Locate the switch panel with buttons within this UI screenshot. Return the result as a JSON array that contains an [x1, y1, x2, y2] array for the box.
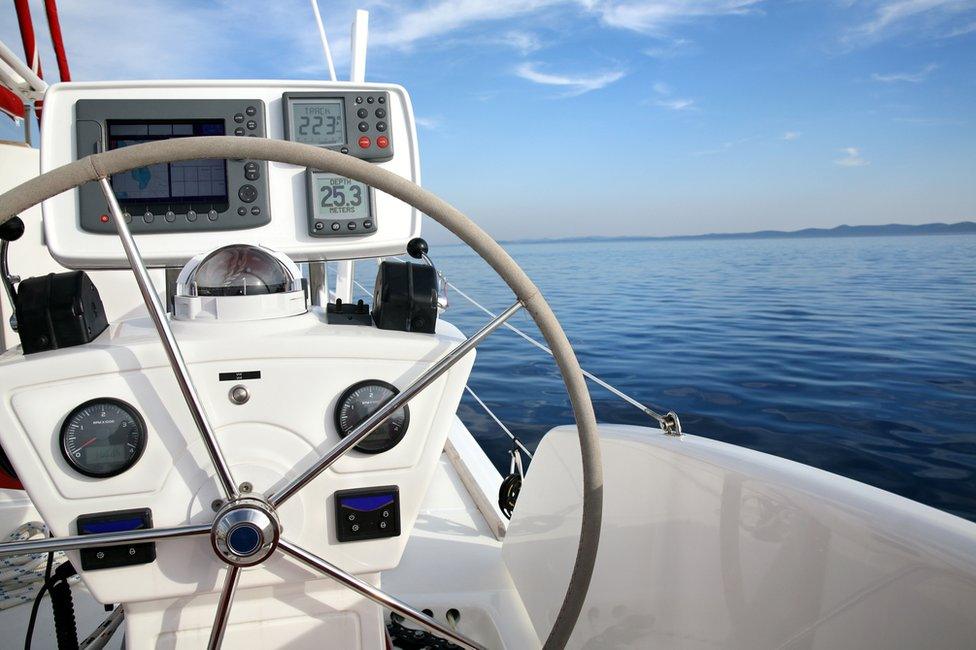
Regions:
[[305, 169, 377, 237], [334, 486, 400, 542], [282, 91, 393, 162], [76, 508, 156, 571]]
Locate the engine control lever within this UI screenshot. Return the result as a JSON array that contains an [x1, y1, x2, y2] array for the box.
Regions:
[[405, 237, 449, 311], [0, 216, 25, 331]]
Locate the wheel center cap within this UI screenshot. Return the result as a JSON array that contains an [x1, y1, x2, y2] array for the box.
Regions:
[[211, 498, 279, 567]]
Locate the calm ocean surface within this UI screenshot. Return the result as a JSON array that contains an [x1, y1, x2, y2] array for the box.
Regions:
[[358, 234, 976, 521]]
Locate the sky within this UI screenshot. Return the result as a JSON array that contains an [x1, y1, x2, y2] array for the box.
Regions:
[[1, 0, 975, 240]]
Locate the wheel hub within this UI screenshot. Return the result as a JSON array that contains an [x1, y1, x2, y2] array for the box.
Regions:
[[211, 497, 279, 567]]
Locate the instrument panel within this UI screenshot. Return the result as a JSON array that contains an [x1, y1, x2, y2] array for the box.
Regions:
[[0, 312, 475, 604], [75, 99, 271, 234], [39, 81, 422, 268]]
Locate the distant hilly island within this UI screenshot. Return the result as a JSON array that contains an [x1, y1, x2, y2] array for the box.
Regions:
[[501, 221, 976, 245]]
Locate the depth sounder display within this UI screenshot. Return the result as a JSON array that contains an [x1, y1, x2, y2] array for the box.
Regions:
[[288, 99, 345, 146]]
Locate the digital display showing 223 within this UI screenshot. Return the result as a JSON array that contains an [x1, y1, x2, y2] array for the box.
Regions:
[[290, 99, 345, 147]]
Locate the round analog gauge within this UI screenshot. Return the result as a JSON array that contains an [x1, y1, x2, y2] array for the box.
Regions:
[[60, 399, 147, 478], [334, 380, 410, 454]]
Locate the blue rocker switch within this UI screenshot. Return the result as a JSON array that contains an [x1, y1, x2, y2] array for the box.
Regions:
[[334, 486, 400, 542]]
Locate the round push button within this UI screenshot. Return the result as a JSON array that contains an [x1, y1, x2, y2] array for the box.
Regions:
[[363, 220, 373, 229], [366, 96, 374, 104], [347, 222, 357, 231], [237, 207, 247, 216], [245, 105, 257, 116], [165, 211, 176, 223], [355, 96, 363, 104], [208, 209, 219, 221], [376, 121, 387, 132], [187, 210, 198, 222], [377, 135, 389, 149], [358, 136, 371, 148], [375, 108, 386, 119], [234, 113, 244, 123], [378, 95, 386, 104], [234, 127, 245, 136], [358, 121, 369, 132], [227, 524, 262, 556], [331, 222, 340, 231], [246, 120, 257, 130], [143, 212, 155, 223], [250, 207, 261, 216], [357, 108, 368, 119]]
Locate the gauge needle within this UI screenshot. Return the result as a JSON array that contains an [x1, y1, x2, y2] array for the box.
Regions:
[[76, 437, 98, 451]]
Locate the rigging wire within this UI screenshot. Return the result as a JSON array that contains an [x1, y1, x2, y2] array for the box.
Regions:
[[390, 258, 681, 433], [350, 277, 534, 456]]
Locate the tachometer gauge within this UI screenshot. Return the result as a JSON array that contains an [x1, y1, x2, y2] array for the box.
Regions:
[[334, 380, 410, 454], [60, 399, 147, 478]]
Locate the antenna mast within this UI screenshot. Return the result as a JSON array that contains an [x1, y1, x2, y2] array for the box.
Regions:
[[310, 0, 337, 81]]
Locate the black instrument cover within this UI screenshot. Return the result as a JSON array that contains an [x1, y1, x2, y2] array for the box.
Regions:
[[372, 261, 438, 334], [16, 271, 108, 354]]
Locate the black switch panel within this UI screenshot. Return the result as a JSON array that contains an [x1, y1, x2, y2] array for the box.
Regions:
[[335, 486, 400, 542], [76, 508, 156, 571]]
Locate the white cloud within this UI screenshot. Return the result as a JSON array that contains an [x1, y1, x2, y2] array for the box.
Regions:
[[497, 30, 544, 54], [514, 62, 625, 96], [845, 0, 976, 44], [0, 0, 348, 81], [643, 37, 695, 58], [651, 81, 696, 110], [782, 131, 801, 141], [944, 19, 976, 36], [598, 0, 764, 35], [656, 98, 696, 110], [835, 147, 869, 167], [371, 0, 766, 49], [415, 116, 443, 130], [871, 63, 938, 82], [371, 0, 565, 49]]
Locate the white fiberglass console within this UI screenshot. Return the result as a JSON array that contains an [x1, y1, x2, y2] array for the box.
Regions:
[[39, 80, 422, 268]]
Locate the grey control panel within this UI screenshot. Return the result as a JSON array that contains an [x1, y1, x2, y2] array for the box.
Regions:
[[305, 169, 376, 237], [75, 99, 271, 234], [282, 91, 393, 162]]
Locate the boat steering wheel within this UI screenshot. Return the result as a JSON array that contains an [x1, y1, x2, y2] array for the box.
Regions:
[[0, 137, 603, 650]]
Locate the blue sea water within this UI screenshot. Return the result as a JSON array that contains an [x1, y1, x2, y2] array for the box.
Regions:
[[360, 234, 976, 522]]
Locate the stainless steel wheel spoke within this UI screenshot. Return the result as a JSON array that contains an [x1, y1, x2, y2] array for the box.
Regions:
[[99, 178, 238, 499], [270, 301, 522, 508], [0, 523, 210, 558], [278, 540, 485, 650], [207, 565, 241, 650]]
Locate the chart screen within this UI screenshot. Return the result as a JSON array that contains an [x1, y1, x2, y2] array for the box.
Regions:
[[107, 120, 227, 203]]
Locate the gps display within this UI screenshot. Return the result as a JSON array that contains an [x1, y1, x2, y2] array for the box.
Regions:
[[107, 120, 227, 203]]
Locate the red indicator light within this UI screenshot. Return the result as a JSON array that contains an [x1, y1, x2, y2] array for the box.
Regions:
[[377, 136, 389, 149], [99, 214, 110, 223], [358, 136, 371, 148]]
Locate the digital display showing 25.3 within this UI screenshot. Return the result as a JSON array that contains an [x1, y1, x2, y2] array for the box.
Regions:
[[290, 99, 345, 147], [313, 173, 371, 220]]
